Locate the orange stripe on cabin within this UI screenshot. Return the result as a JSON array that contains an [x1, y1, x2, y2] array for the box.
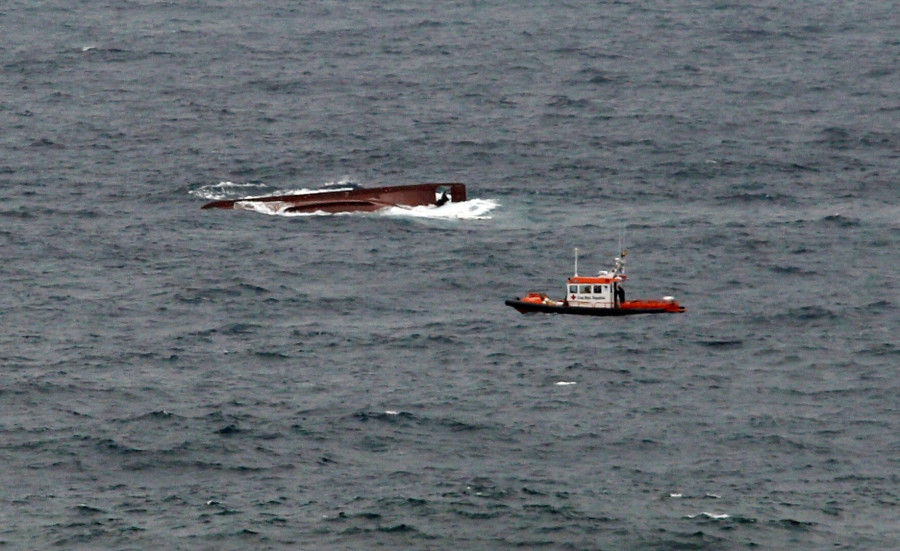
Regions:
[[568, 276, 625, 284]]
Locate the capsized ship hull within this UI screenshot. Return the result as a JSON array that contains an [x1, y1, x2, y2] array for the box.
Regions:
[[201, 183, 466, 214]]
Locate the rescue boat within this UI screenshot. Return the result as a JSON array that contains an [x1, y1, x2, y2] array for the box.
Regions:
[[505, 248, 685, 316]]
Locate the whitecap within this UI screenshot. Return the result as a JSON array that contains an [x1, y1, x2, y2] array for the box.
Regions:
[[190, 181, 273, 201], [687, 512, 730, 520]]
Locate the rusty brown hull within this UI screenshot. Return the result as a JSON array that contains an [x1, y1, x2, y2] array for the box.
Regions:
[[201, 183, 466, 213]]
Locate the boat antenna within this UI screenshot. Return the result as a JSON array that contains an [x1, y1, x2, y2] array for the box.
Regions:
[[614, 248, 626, 276], [573, 247, 579, 276], [615, 226, 627, 276]]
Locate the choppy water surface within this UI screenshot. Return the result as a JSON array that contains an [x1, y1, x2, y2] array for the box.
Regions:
[[2, 1, 899, 549]]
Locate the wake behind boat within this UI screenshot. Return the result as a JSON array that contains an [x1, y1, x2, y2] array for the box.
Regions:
[[505, 248, 685, 316], [201, 182, 466, 214]]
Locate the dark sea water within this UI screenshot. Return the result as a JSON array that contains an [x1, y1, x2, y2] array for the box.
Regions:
[[2, 1, 899, 549]]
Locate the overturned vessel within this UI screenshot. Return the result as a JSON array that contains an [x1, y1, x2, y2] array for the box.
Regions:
[[201, 182, 466, 214], [505, 248, 685, 316]]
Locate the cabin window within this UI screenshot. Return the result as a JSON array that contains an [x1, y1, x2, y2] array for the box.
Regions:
[[593, 285, 604, 294], [568, 285, 577, 294], [580, 285, 592, 294]]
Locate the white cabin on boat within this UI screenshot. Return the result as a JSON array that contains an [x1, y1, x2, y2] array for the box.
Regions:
[[565, 249, 627, 308], [566, 275, 625, 308]]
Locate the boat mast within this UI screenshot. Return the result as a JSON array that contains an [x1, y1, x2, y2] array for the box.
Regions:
[[573, 247, 579, 276], [613, 249, 626, 277], [617, 227, 627, 275]]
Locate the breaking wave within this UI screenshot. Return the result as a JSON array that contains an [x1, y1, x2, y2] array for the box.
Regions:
[[379, 198, 497, 220]]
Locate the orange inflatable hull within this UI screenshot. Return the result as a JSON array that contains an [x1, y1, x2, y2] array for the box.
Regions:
[[505, 298, 685, 315]]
